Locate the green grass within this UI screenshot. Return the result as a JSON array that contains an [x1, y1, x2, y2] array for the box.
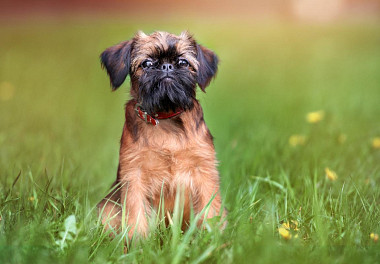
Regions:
[[1, 17, 380, 263]]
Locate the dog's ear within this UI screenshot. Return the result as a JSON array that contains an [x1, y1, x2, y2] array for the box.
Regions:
[[100, 40, 132, 90], [196, 44, 219, 91]]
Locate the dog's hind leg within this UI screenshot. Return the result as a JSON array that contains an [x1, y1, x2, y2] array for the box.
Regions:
[[97, 180, 122, 233]]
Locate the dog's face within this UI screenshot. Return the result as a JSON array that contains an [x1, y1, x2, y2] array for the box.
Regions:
[[101, 31, 218, 114]]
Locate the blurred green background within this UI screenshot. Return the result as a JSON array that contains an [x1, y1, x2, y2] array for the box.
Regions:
[[0, 1, 380, 263]]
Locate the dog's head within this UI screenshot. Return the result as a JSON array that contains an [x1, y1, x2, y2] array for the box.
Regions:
[[100, 31, 218, 114]]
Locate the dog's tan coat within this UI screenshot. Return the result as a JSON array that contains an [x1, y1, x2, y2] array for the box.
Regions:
[[99, 100, 224, 238], [98, 31, 226, 240]]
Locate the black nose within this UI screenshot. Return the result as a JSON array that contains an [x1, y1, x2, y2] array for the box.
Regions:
[[161, 63, 174, 72]]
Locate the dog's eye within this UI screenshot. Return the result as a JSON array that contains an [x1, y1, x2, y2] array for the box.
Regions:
[[178, 59, 189, 67], [142, 60, 154, 69]]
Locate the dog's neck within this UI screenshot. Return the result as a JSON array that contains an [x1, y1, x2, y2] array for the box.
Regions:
[[133, 101, 184, 126]]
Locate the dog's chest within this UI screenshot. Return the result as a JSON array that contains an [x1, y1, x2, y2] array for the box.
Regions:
[[123, 122, 215, 187], [139, 132, 204, 177]]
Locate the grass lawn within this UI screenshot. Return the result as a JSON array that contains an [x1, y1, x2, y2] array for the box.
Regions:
[[0, 17, 380, 263]]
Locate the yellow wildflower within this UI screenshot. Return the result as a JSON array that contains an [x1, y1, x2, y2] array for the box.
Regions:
[[325, 168, 338, 181], [279, 227, 292, 240], [282, 221, 290, 229], [289, 135, 306, 147], [279, 221, 299, 240], [28, 196, 35, 202], [370, 233, 379, 242], [291, 220, 299, 231], [306, 110, 324, 124], [372, 138, 380, 149]]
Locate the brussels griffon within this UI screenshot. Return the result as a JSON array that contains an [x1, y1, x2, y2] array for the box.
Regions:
[[98, 31, 226, 240]]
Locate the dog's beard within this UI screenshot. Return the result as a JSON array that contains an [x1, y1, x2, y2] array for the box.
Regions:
[[138, 69, 196, 115]]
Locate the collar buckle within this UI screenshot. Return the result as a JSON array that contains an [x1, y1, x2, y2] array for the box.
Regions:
[[134, 102, 184, 126], [135, 103, 159, 126]]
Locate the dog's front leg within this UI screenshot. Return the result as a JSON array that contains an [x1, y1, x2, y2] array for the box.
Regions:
[[120, 171, 151, 240]]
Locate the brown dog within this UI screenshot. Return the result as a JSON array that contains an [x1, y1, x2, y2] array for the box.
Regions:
[[98, 31, 226, 240]]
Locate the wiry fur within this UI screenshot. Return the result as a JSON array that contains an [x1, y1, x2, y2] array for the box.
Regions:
[[98, 31, 225, 240], [138, 64, 196, 114]]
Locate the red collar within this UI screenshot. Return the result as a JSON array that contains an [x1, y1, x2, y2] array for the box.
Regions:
[[134, 103, 183, 126]]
